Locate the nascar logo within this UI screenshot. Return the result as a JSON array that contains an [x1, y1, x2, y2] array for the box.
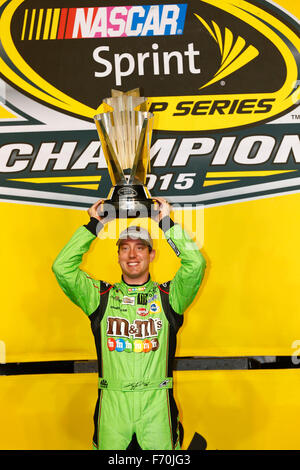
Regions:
[[21, 4, 187, 40]]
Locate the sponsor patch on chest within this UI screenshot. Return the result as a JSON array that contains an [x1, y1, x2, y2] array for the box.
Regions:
[[122, 296, 135, 305], [136, 307, 149, 317], [107, 316, 162, 339]]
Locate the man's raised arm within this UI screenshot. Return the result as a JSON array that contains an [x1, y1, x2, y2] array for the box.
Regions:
[[52, 200, 106, 316], [155, 198, 206, 315]]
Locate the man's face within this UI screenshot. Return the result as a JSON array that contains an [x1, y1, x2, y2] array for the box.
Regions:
[[118, 238, 155, 282]]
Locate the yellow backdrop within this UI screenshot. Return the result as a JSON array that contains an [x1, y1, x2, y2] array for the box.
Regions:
[[1, 191, 300, 362], [0, 0, 299, 452], [0, 0, 298, 361], [0, 369, 299, 450]]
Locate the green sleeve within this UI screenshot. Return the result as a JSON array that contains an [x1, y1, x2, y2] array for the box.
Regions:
[[52, 226, 100, 316], [165, 223, 206, 315]]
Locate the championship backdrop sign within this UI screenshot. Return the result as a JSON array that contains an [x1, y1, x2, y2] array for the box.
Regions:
[[0, 1, 300, 451], [0, 0, 299, 209]]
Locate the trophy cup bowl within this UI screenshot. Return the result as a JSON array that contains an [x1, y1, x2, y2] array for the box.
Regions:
[[94, 89, 159, 219]]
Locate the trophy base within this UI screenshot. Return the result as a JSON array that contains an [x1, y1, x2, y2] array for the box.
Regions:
[[99, 184, 159, 219]]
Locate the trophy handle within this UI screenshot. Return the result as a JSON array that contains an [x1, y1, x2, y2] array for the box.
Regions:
[[95, 118, 126, 185], [128, 112, 153, 185]]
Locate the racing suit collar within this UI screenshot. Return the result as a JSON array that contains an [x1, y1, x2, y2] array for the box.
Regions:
[[121, 274, 150, 286], [115, 275, 155, 294]]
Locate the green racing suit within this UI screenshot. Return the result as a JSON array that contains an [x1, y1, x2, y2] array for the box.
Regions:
[[52, 216, 206, 450]]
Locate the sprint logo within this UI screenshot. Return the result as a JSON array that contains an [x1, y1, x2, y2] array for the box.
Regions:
[[195, 14, 259, 90]]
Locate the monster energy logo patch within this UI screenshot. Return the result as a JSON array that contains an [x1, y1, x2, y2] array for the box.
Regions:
[[137, 293, 148, 305]]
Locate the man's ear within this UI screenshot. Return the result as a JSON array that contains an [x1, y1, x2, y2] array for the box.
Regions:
[[150, 249, 156, 262]]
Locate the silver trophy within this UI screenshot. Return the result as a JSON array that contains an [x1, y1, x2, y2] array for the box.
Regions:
[[94, 89, 159, 219]]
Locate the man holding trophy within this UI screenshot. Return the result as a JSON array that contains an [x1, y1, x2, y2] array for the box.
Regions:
[[52, 91, 206, 450]]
